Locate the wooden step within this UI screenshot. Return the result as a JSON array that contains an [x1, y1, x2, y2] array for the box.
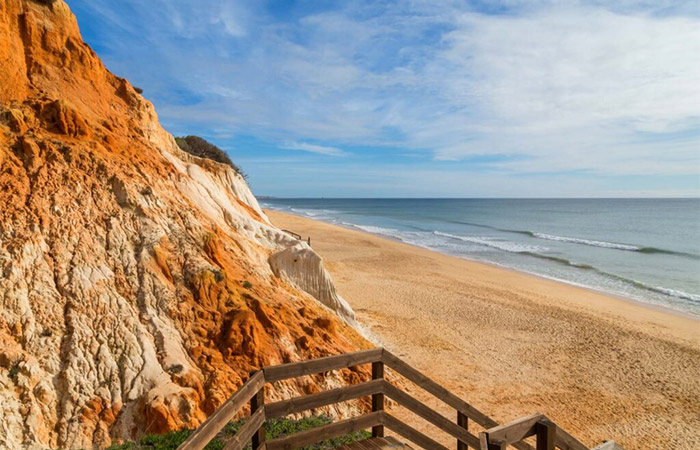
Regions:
[[337, 436, 414, 449]]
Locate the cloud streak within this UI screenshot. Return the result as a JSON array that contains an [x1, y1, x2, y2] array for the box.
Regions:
[[282, 142, 348, 157], [68, 0, 700, 196]]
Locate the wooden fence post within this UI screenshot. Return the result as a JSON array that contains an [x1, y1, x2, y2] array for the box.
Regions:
[[371, 361, 384, 437], [535, 419, 555, 450], [457, 411, 469, 450], [250, 372, 265, 449], [479, 432, 506, 450]]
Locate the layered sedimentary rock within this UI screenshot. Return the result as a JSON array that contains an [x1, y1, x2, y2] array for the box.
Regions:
[[269, 243, 355, 324], [0, 1, 368, 448]]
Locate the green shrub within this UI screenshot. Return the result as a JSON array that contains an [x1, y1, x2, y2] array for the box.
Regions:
[[225, 415, 370, 449], [175, 135, 245, 178], [101, 415, 369, 450], [242, 280, 253, 289], [104, 429, 223, 450]]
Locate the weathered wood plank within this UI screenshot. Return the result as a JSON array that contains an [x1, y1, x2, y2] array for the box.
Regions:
[[382, 381, 480, 449], [535, 419, 555, 450], [182, 348, 600, 450], [249, 385, 265, 449], [383, 351, 500, 427], [382, 350, 533, 450], [264, 348, 383, 382], [382, 413, 450, 450], [371, 361, 385, 438], [221, 407, 266, 450], [485, 413, 544, 445], [482, 412, 589, 450], [555, 427, 590, 450], [458, 411, 469, 450], [178, 371, 265, 450], [265, 379, 383, 418], [337, 436, 413, 449], [266, 411, 383, 450], [480, 432, 506, 450], [483, 414, 575, 450]]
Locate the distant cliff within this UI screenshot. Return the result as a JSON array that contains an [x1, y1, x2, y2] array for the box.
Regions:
[[0, 1, 367, 448]]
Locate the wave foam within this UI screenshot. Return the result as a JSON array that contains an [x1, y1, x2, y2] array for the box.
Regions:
[[434, 231, 547, 253], [531, 232, 640, 251], [290, 207, 338, 217], [352, 224, 407, 241], [647, 286, 700, 303]]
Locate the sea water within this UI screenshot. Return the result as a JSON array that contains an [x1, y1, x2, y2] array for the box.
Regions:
[[261, 198, 700, 316]]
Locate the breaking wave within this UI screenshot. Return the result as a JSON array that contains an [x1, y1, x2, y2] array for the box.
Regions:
[[350, 224, 407, 241], [446, 220, 694, 258], [434, 231, 699, 303], [433, 231, 546, 254], [266, 206, 700, 307], [530, 232, 640, 251]]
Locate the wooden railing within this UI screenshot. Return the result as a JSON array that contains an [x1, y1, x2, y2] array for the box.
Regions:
[[281, 229, 311, 245], [281, 229, 302, 240], [479, 414, 622, 450], [177, 348, 619, 450]]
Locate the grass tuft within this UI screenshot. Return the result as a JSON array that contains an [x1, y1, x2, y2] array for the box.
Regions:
[[102, 415, 370, 450]]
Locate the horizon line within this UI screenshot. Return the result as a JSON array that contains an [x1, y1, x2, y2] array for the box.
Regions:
[[256, 196, 700, 200]]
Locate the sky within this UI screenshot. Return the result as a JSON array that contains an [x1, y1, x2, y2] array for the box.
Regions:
[[68, 0, 700, 198]]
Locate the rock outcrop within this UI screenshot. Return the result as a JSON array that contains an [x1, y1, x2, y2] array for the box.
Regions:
[[0, 1, 368, 448], [269, 243, 355, 324]]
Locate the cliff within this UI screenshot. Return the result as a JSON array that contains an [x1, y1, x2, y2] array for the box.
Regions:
[[0, 1, 368, 448]]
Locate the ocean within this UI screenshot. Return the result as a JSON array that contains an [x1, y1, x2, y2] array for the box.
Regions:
[[260, 198, 700, 316]]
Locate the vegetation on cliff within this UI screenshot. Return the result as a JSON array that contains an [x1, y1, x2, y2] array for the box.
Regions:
[[175, 135, 245, 177], [105, 416, 370, 450]]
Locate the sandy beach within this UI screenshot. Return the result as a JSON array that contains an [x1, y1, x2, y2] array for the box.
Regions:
[[267, 210, 700, 450]]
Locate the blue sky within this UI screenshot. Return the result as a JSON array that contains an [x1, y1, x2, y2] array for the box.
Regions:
[[68, 0, 700, 198]]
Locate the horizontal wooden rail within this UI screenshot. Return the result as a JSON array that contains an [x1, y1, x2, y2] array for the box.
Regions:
[[221, 407, 265, 450], [481, 413, 545, 446], [555, 427, 589, 450], [479, 413, 593, 450], [382, 350, 533, 450], [179, 348, 613, 450], [382, 381, 481, 449], [263, 348, 382, 382], [383, 412, 450, 450], [281, 229, 302, 240], [266, 411, 384, 450], [477, 412, 590, 450], [179, 371, 265, 450], [265, 378, 383, 418]]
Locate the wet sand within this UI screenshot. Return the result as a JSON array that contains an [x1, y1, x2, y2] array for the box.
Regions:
[[267, 210, 700, 450]]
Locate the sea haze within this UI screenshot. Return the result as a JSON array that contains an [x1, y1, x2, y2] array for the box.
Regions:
[[261, 198, 700, 316]]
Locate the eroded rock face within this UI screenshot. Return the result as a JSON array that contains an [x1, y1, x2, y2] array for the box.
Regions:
[[0, 1, 369, 448], [270, 243, 356, 324]]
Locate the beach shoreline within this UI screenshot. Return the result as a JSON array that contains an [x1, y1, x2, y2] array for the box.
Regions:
[[269, 207, 697, 321], [267, 209, 700, 449]]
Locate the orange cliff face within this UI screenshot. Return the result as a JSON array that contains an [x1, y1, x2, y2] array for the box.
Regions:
[[0, 1, 369, 448]]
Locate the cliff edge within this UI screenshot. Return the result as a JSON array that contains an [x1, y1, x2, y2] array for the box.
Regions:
[[0, 1, 367, 448]]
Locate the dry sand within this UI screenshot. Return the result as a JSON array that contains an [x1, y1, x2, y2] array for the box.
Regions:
[[267, 210, 700, 450]]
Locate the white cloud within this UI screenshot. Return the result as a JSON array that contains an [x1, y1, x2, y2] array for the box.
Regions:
[[383, 5, 700, 175], [282, 142, 348, 156], [73, 0, 700, 182]]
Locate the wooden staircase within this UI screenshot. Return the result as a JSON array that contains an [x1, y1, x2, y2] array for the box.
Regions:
[[177, 348, 622, 450], [338, 436, 413, 449]]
